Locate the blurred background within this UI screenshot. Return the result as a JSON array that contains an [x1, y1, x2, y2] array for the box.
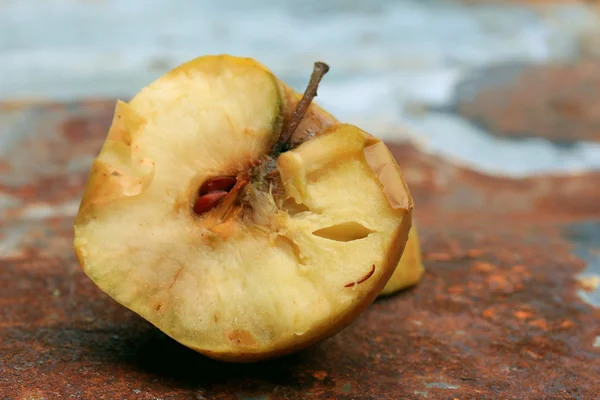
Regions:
[[3, 0, 600, 176]]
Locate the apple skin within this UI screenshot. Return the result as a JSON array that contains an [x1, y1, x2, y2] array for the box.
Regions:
[[379, 226, 424, 297]]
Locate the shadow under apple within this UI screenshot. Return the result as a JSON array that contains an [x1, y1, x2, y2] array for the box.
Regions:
[[117, 321, 334, 392]]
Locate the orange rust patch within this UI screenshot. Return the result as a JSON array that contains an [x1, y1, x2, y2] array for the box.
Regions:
[[312, 371, 328, 381], [447, 285, 464, 295], [524, 349, 542, 360], [559, 320, 576, 329], [425, 252, 454, 261], [512, 264, 532, 277], [529, 319, 549, 330], [514, 310, 533, 320], [465, 249, 484, 258], [473, 261, 496, 272], [487, 275, 514, 292]]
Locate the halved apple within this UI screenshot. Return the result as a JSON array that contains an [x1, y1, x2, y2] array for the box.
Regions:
[[74, 55, 414, 362]]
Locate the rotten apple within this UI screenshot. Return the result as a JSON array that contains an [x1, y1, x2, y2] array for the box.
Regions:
[[74, 55, 416, 362]]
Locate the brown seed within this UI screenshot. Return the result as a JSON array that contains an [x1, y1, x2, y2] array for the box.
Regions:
[[193, 190, 228, 215], [199, 176, 237, 195], [344, 264, 376, 288]]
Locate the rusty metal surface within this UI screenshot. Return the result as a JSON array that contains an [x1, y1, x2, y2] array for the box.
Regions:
[[1, 101, 600, 399], [454, 62, 600, 144]]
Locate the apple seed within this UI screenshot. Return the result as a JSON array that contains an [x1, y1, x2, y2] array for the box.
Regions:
[[193, 190, 229, 215], [199, 176, 237, 195], [344, 264, 376, 288]]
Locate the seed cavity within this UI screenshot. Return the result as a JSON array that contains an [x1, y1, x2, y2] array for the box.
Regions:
[[199, 175, 237, 194], [281, 198, 310, 216], [193, 175, 237, 216], [312, 221, 373, 242]]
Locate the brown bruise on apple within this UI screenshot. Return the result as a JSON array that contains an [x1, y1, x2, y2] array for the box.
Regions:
[[363, 139, 413, 211], [76, 101, 155, 222], [227, 329, 259, 349], [73, 54, 416, 362]]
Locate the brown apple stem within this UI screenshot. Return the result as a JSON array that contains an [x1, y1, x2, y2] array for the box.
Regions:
[[274, 61, 330, 154]]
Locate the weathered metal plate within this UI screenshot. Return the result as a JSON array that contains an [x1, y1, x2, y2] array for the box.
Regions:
[[454, 62, 600, 144], [1, 101, 599, 399]]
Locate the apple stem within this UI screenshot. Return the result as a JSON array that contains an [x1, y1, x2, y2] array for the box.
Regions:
[[274, 61, 330, 154]]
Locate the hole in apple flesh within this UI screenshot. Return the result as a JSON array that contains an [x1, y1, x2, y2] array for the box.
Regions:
[[281, 198, 310, 215], [275, 235, 305, 265], [312, 221, 373, 242]]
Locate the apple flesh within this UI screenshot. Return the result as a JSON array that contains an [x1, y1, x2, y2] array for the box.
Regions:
[[74, 55, 414, 362]]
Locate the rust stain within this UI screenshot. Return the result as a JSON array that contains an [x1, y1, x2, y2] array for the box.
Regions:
[[0, 101, 599, 399], [312, 370, 328, 381], [473, 261, 495, 272], [560, 320, 576, 329], [514, 310, 534, 320], [529, 319, 549, 330]]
